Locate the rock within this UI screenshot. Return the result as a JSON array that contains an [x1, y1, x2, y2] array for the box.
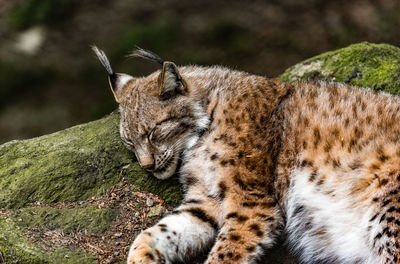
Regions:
[[113, 232, 122, 238], [0, 112, 181, 209], [0, 217, 96, 263], [1, 42, 400, 263], [147, 205, 167, 217], [12, 205, 116, 234], [0, 112, 181, 263], [279, 42, 400, 95], [146, 198, 154, 207]]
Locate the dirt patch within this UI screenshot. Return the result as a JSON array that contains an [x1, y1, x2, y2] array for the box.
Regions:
[[3, 181, 172, 264]]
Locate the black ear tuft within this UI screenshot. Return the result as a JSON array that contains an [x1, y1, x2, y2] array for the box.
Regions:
[[129, 47, 164, 66], [92, 45, 134, 103], [91, 45, 114, 75]]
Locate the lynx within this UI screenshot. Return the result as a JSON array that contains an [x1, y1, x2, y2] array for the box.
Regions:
[[93, 46, 400, 264]]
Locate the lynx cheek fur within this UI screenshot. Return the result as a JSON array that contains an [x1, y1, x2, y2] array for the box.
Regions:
[[93, 46, 400, 264]]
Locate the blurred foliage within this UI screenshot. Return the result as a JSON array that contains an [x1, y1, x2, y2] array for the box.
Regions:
[[374, 9, 400, 40], [7, 0, 77, 31], [0, 59, 53, 109], [115, 17, 180, 57], [207, 19, 255, 55]]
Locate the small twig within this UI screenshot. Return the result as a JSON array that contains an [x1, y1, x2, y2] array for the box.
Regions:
[[87, 243, 104, 254]]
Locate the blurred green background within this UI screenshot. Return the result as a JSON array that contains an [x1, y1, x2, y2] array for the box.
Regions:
[[0, 0, 399, 143]]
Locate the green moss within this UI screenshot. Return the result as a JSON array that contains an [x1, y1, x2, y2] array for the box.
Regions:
[[0, 218, 96, 264], [0, 112, 181, 209], [122, 162, 182, 205], [11, 205, 116, 234], [50, 247, 96, 264], [279, 42, 400, 95]]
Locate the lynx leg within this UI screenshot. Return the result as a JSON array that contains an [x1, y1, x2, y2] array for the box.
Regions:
[[204, 194, 283, 264], [127, 197, 220, 264], [369, 179, 400, 264]]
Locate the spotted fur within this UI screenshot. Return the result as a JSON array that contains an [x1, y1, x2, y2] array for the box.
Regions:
[[93, 47, 400, 264]]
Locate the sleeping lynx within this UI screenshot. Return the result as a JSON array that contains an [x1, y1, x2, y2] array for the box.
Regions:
[[93, 46, 400, 264]]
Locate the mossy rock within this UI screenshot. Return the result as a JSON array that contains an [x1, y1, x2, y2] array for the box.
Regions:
[[279, 42, 400, 94], [0, 112, 181, 209], [0, 112, 182, 263], [1, 42, 400, 263], [0, 217, 96, 264], [11, 205, 117, 234]]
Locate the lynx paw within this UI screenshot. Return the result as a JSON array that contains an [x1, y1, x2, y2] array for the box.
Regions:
[[127, 235, 167, 264], [127, 243, 161, 264]]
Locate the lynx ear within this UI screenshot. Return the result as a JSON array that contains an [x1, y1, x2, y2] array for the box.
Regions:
[[158, 61, 187, 99], [108, 73, 134, 103], [92, 46, 133, 103]]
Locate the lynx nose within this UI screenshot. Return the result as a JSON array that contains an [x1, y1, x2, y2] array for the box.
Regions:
[[139, 156, 155, 171]]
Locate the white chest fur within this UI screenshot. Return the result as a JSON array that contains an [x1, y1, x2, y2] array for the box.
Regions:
[[181, 142, 224, 198], [286, 168, 380, 264]]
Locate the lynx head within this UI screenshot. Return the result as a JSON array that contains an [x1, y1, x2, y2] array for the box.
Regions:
[[92, 46, 209, 179]]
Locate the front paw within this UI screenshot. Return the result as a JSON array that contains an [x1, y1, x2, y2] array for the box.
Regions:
[[127, 239, 166, 264], [127, 243, 156, 264]]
